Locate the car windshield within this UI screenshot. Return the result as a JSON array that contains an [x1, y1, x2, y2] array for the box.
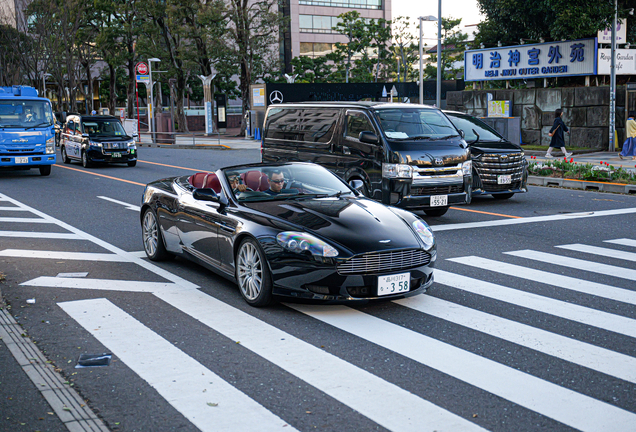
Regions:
[[0, 100, 54, 128], [223, 164, 353, 202], [445, 113, 503, 142], [374, 108, 458, 140], [81, 119, 127, 137]]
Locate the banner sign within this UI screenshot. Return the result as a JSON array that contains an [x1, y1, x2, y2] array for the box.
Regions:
[[136, 75, 150, 84], [597, 49, 636, 75], [598, 20, 627, 44], [464, 38, 597, 81], [253, 88, 265, 107]]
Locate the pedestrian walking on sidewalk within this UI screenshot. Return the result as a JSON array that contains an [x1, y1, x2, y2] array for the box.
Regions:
[[619, 111, 636, 160], [546, 108, 571, 158]]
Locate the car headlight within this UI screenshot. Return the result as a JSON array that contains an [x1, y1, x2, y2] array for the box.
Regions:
[[128, 141, 136, 148], [45, 137, 55, 154], [412, 220, 435, 249], [90, 141, 102, 147], [382, 163, 413, 179], [276, 232, 338, 257], [462, 160, 472, 176]]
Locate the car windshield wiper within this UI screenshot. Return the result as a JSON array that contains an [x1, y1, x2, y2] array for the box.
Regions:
[[391, 135, 431, 141], [282, 193, 327, 200], [0, 125, 25, 129], [25, 122, 52, 130], [429, 134, 460, 140], [327, 190, 353, 198]]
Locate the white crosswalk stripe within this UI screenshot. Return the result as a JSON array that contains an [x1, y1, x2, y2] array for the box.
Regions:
[[556, 243, 636, 262], [436, 267, 636, 338], [59, 298, 297, 432], [0, 217, 52, 223], [505, 249, 636, 281], [0, 206, 29, 211], [606, 238, 636, 248], [3, 189, 636, 432], [289, 304, 636, 432], [394, 294, 636, 384], [447, 256, 636, 306]]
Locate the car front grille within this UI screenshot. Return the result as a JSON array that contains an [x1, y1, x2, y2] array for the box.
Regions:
[[102, 142, 128, 150], [337, 249, 431, 275], [411, 184, 464, 196], [473, 153, 525, 185]]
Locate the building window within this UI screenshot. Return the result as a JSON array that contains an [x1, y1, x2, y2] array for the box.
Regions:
[[299, 15, 342, 33], [300, 42, 337, 58], [299, 0, 381, 9]]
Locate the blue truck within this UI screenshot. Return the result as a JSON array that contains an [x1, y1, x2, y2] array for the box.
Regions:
[[0, 86, 57, 176]]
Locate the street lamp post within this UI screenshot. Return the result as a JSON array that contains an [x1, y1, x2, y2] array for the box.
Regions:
[[436, 0, 442, 109], [419, 15, 438, 105], [609, 0, 617, 152], [148, 58, 160, 141]]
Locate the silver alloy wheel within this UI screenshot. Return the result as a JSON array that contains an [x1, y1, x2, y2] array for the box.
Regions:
[[237, 241, 263, 301], [142, 211, 159, 257]]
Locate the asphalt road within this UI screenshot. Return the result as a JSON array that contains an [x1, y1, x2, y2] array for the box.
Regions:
[[1, 148, 635, 432]]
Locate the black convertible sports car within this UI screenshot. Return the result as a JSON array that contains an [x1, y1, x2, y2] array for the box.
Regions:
[[140, 162, 436, 306]]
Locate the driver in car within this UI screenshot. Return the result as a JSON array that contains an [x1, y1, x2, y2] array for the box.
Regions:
[[228, 173, 250, 194], [264, 170, 285, 195]]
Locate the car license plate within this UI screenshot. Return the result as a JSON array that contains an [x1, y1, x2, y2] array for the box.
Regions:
[[430, 195, 448, 207], [497, 174, 512, 184], [377, 272, 410, 296], [15, 157, 28, 164], [112, 152, 121, 158]]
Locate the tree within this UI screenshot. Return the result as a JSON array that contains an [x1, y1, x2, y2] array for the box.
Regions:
[[475, 0, 634, 47], [424, 17, 467, 80], [328, 11, 370, 83], [225, 0, 284, 133], [391, 16, 419, 82], [291, 56, 331, 83]]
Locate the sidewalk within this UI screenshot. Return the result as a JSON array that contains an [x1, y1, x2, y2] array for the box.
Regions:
[[526, 150, 636, 172], [136, 127, 263, 150]]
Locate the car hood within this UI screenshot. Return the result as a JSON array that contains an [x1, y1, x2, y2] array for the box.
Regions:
[[90, 135, 133, 142], [0, 130, 49, 145], [243, 197, 422, 255], [389, 138, 470, 166], [470, 140, 522, 154]]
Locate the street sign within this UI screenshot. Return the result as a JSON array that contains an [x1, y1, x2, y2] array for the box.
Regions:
[[598, 20, 627, 44], [597, 49, 636, 75], [136, 75, 150, 84], [136, 62, 149, 75]]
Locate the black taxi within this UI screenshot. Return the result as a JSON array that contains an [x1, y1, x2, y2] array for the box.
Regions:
[[59, 114, 138, 168]]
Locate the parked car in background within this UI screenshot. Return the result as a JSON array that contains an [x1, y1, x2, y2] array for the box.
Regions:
[[261, 102, 472, 217], [140, 162, 436, 307], [59, 114, 138, 168], [444, 111, 528, 200]]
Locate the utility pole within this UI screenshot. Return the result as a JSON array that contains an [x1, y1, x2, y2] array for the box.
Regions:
[[609, 0, 617, 152], [436, 0, 442, 108]]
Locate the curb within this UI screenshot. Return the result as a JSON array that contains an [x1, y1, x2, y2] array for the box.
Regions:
[[528, 176, 636, 194], [0, 291, 109, 432]]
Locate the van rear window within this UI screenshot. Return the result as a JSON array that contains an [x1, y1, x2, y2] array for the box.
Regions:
[[266, 108, 338, 143]]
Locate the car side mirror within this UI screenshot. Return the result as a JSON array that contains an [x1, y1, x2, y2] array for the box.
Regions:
[[82, 133, 89, 138], [132, 133, 139, 139], [458, 129, 465, 139], [359, 131, 379, 145], [349, 179, 365, 194], [193, 188, 229, 208]]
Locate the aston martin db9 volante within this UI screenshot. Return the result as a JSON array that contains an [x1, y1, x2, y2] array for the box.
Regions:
[[140, 162, 436, 306]]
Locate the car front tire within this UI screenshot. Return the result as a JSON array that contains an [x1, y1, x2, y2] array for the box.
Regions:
[[236, 238, 273, 307], [60, 146, 71, 164], [142, 208, 171, 261], [39, 165, 51, 176], [81, 151, 92, 168], [127, 160, 137, 167]]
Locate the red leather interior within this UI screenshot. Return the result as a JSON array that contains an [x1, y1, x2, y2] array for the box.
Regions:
[[204, 173, 222, 193], [189, 172, 208, 188], [244, 170, 262, 191], [259, 173, 270, 191]]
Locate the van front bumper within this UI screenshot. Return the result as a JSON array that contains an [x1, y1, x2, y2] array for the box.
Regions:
[[383, 174, 472, 209], [0, 155, 56, 167]]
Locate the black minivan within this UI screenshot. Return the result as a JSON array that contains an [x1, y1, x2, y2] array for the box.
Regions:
[[444, 111, 528, 200], [261, 102, 472, 217]]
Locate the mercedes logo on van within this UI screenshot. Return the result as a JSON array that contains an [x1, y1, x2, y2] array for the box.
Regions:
[[434, 158, 444, 166], [269, 90, 283, 104]]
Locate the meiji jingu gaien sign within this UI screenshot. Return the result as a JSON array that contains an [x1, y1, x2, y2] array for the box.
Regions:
[[464, 38, 597, 82]]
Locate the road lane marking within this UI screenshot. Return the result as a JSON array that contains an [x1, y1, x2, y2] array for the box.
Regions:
[[21, 277, 185, 293], [395, 295, 636, 384], [556, 243, 636, 262], [0, 217, 52, 223], [152, 288, 486, 432], [59, 298, 296, 432], [289, 304, 636, 432], [447, 256, 636, 306], [0, 249, 131, 262], [449, 207, 522, 218], [0, 231, 82, 239], [54, 164, 146, 186], [435, 269, 636, 338], [0, 206, 29, 211], [605, 238, 636, 248], [430, 207, 636, 231], [97, 196, 140, 211], [0, 192, 197, 290], [506, 250, 636, 282]]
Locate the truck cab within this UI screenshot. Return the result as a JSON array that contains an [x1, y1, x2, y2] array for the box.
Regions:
[[0, 86, 57, 176]]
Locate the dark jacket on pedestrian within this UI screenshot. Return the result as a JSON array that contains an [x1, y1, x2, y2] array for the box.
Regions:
[[549, 117, 568, 148]]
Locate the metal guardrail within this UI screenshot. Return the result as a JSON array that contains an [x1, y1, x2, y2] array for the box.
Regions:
[[138, 130, 225, 147]]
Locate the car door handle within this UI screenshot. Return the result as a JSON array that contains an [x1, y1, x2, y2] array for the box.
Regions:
[[343, 146, 351, 155]]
